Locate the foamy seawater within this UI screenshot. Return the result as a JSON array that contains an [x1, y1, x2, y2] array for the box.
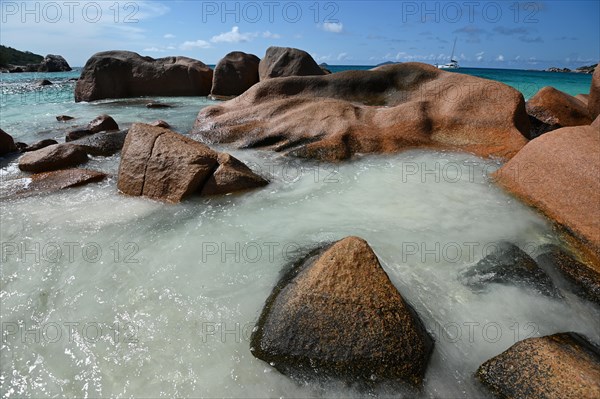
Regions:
[[2, 148, 599, 398], [1, 70, 598, 398]]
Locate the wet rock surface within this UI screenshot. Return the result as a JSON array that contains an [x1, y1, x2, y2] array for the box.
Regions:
[[459, 241, 561, 297], [477, 332, 600, 399], [250, 236, 433, 387]]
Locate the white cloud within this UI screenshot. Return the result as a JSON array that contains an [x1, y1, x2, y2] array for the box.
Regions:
[[211, 26, 257, 43], [322, 22, 343, 33], [293, 34, 303, 39], [496, 54, 505, 61], [180, 40, 211, 50], [476, 51, 485, 61], [263, 31, 281, 39], [143, 47, 164, 52], [313, 53, 332, 62], [337, 52, 348, 61], [164, 33, 176, 39]]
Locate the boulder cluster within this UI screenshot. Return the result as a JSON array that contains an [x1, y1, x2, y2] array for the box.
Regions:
[[2, 46, 600, 397], [7, 54, 71, 73]]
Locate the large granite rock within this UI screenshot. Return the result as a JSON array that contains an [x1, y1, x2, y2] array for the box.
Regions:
[[117, 124, 266, 202], [18, 144, 88, 172], [460, 241, 560, 297], [193, 62, 529, 161], [590, 66, 600, 120], [38, 55, 72, 72], [0, 128, 18, 156], [477, 332, 600, 399], [75, 51, 213, 102], [211, 51, 260, 97], [493, 125, 600, 272], [258, 46, 325, 80], [526, 86, 592, 137], [250, 236, 433, 387]]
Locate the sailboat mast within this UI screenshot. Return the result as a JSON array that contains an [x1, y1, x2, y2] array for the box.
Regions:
[[450, 37, 457, 61]]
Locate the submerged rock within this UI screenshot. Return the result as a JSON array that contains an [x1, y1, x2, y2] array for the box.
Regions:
[[24, 169, 106, 195], [536, 245, 600, 304], [459, 241, 560, 297], [493, 124, 600, 273], [193, 62, 529, 161], [18, 144, 88, 172], [211, 51, 260, 96], [146, 102, 172, 109], [75, 51, 213, 102], [118, 123, 266, 203], [258, 46, 325, 80], [21, 139, 58, 152], [477, 332, 600, 399], [0, 128, 18, 156], [250, 236, 433, 387], [38, 79, 53, 86], [56, 115, 75, 122], [1, 169, 106, 200]]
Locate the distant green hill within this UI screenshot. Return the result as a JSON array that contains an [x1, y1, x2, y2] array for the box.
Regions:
[[0, 45, 44, 67]]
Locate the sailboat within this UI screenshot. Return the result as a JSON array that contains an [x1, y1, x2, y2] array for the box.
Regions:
[[436, 38, 459, 69]]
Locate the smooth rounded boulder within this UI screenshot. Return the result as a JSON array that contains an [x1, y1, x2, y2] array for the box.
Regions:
[[75, 51, 213, 102], [193, 62, 529, 161], [477, 332, 600, 399], [589, 66, 600, 119], [493, 125, 600, 271], [258, 46, 325, 80], [18, 144, 88, 172], [250, 236, 433, 387], [526, 86, 592, 133], [211, 51, 260, 97]]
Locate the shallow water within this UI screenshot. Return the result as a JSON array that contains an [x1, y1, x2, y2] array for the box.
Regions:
[[2, 147, 599, 398], [1, 69, 599, 398]]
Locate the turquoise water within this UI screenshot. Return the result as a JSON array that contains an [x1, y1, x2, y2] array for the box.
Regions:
[[327, 65, 593, 100]]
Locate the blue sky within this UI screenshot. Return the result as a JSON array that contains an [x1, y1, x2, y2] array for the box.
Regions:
[[1, 1, 598, 68]]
